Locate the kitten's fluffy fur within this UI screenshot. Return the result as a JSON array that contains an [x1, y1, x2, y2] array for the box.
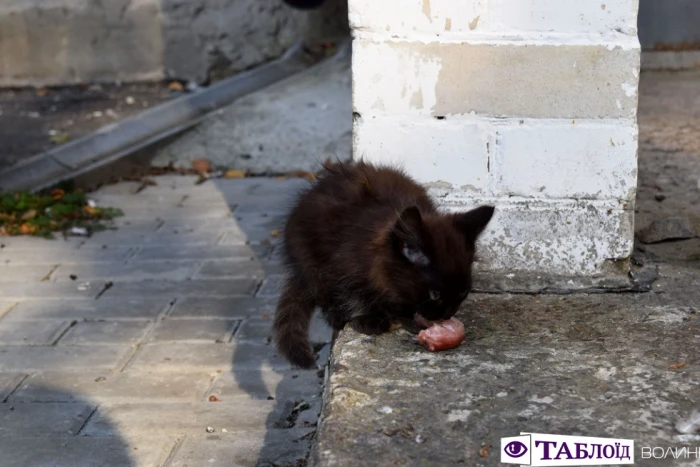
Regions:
[[273, 161, 494, 368]]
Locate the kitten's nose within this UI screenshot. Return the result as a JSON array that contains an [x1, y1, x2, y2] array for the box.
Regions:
[[442, 304, 460, 320]]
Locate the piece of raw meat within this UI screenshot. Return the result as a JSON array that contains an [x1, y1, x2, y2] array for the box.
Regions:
[[415, 315, 465, 352]]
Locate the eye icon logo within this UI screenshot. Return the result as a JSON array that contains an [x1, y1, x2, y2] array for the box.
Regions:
[[501, 435, 531, 464], [504, 441, 528, 458]]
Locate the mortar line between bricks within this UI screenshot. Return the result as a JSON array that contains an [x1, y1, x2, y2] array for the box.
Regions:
[[0, 302, 19, 322], [75, 404, 100, 436], [2, 373, 29, 403], [117, 298, 178, 372], [51, 320, 78, 345], [154, 218, 166, 232], [228, 320, 244, 343], [162, 436, 187, 467], [214, 229, 227, 245], [199, 371, 221, 402], [40, 264, 60, 282], [94, 281, 114, 300], [123, 246, 140, 264]]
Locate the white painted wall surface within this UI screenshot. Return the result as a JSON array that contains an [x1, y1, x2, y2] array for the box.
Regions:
[[350, 0, 641, 284]]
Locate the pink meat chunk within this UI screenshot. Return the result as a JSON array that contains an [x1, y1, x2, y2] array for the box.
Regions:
[[415, 317, 465, 352]]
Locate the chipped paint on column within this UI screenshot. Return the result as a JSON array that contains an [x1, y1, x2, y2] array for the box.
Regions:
[[352, 41, 441, 116], [349, 0, 641, 282]]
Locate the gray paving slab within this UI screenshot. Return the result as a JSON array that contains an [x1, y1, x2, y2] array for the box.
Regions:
[[0, 177, 330, 467], [218, 215, 287, 245], [80, 229, 224, 247], [168, 296, 276, 319], [82, 401, 282, 436], [208, 370, 323, 402], [0, 246, 133, 265], [0, 402, 94, 436], [12, 371, 213, 403], [236, 314, 332, 344], [103, 279, 260, 298], [90, 193, 183, 209], [114, 206, 232, 220], [131, 244, 257, 262], [0, 319, 71, 345], [0, 435, 178, 467], [148, 319, 239, 343], [0, 300, 17, 317], [249, 178, 310, 197], [167, 429, 315, 467], [194, 259, 267, 280], [0, 282, 106, 299], [53, 261, 200, 282], [0, 236, 84, 250], [110, 216, 162, 230], [233, 197, 292, 217], [0, 345, 133, 371], [0, 373, 25, 401], [128, 342, 291, 373], [3, 298, 169, 321], [0, 264, 59, 282], [158, 217, 246, 235], [256, 274, 285, 298], [92, 180, 143, 195], [58, 321, 152, 345]]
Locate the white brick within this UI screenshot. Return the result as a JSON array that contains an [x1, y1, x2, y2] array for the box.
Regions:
[[349, 0, 483, 35], [354, 116, 488, 189], [353, 40, 640, 119], [488, 0, 638, 36], [493, 120, 638, 200], [349, 0, 638, 36], [443, 197, 634, 276]]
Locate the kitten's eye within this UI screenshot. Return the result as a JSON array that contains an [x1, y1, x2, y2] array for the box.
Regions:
[[429, 290, 441, 301]]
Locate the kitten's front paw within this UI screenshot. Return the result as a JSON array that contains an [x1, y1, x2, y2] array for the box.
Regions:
[[350, 316, 391, 335]]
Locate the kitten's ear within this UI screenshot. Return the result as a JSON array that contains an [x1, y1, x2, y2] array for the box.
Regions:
[[453, 205, 495, 244], [393, 207, 429, 266]]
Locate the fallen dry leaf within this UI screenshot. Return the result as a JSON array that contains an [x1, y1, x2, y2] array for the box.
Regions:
[[191, 159, 212, 175], [208, 395, 220, 402], [21, 210, 37, 220], [270, 230, 280, 238], [479, 444, 490, 458], [669, 363, 686, 370], [50, 132, 71, 145], [289, 171, 316, 181], [168, 81, 184, 91], [83, 205, 101, 216], [224, 170, 246, 179], [19, 223, 37, 235], [36, 88, 50, 97]]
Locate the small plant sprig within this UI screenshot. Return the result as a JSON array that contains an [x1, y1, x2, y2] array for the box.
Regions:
[[0, 183, 122, 239]]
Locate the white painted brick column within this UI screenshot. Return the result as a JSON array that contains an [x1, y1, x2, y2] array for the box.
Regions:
[[350, 0, 641, 289]]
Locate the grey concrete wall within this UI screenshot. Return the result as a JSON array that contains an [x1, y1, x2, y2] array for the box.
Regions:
[[0, 0, 348, 87], [638, 0, 700, 50]]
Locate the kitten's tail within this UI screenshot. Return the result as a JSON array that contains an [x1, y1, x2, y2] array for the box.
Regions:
[[273, 279, 316, 369]]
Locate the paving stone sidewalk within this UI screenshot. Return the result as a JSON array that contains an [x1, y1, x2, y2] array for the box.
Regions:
[[0, 175, 332, 467]]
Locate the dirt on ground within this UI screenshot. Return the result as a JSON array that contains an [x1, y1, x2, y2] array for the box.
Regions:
[[0, 83, 177, 171], [636, 70, 700, 263]]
